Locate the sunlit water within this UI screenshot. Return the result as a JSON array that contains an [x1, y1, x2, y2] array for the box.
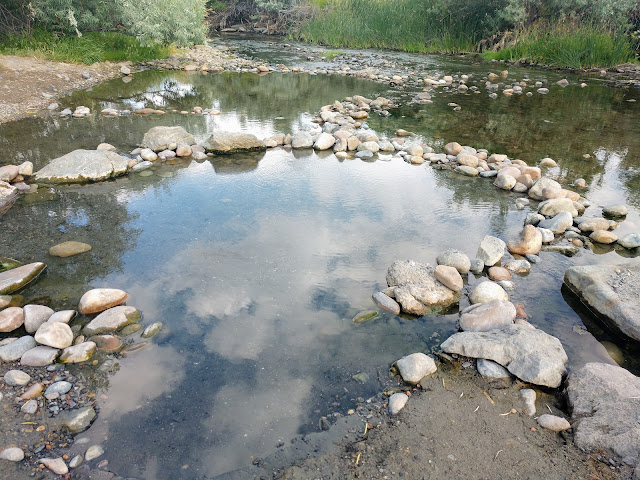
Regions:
[[1, 37, 640, 478]]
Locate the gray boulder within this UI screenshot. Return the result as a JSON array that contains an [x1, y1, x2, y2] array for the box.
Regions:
[[538, 211, 573, 234], [476, 235, 506, 267], [141, 126, 195, 152], [203, 131, 266, 154], [436, 249, 471, 274], [529, 177, 561, 201], [441, 323, 568, 387], [396, 353, 437, 384], [35, 150, 128, 184], [291, 132, 314, 149], [568, 362, 640, 466], [564, 264, 640, 341], [0, 335, 37, 362]]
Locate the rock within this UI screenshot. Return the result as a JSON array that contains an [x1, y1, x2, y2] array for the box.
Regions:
[[291, 132, 314, 149], [469, 281, 508, 304], [313, 133, 336, 151], [444, 142, 463, 156], [35, 322, 73, 349], [203, 132, 266, 154], [69, 455, 83, 468], [538, 198, 578, 217], [396, 353, 437, 384], [41, 457, 68, 475], [0, 181, 19, 216], [139, 149, 158, 162], [590, 230, 617, 244], [45, 381, 72, 399], [89, 335, 123, 352], [83, 305, 141, 335], [436, 249, 471, 274], [48, 241, 93, 258], [59, 342, 96, 363], [476, 235, 506, 267], [352, 310, 379, 323], [520, 388, 536, 416], [48, 310, 76, 324], [537, 414, 570, 432], [0, 307, 24, 332], [0, 262, 46, 294], [4, 369, 31, 386], [388, 393, 408, 415], [386, 260, 460, 315], [23, 304, 54, 333], [529, 177, 562, 201], [540, 158, 557, 167], [120, 65, 131, 75], [524, 213, 544, 226], [457, 154, 478, 168], [488, 266, 511, 281], [96, 143, 116, 152], [505, 259, 531, 274], [537, 227, 555, 243], [470, 259, 484, 274], [477, 358, 511, 379], [20, 399, 37, 413], [358, 141, 380, 153], [441, 323, 568, 388], [141, 322, 162, 338], [78, 288, 128, 315], [55, 406, 96, 433], [20, 345, 58, 366], [372, 292, 400, 314], [85, 445, 104, 461], [0, 336, 36, 362], [18, 382, 43, 400], [141, 126, 195, 152], [618, 233, 640, 249], [538, 211, 573, 234], [603, 205, 628, 217], [578, 218, 610, 233], [0, 447, 24, 462], [455, 165, 479, 176], [507, 225, 542, 256], [35, 150, 128, 184], [459, 299, 516, 332], [568, 362, 640, 465], [434, 265, 463, 292], [564, 264, 640, 341], [494, 173, 516, 190]]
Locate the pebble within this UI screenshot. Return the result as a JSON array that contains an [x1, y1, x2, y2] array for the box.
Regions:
[[388, 393, 409, 415], [4, 369, 31, 386], [618, 233, 640, 249], [520, 388, 536, 416], [537, 414, 571, 432], [469, 259, 484, 274], [352, 310, 379, 323], [0, 447, 24, 462], [372, 292, 400, 314], [44, 381, 72, 399], [69, 455, 83, 468], [49, 241, 92, 258], [41, 457, 69, 475], [21, 399, 38, 414], [396, 352, 437, 384], [85, 445, 104, 461], [477, 358, 511, 379]]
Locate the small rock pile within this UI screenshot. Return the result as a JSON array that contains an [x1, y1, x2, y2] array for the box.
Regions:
[[0, 161, 35, 217]]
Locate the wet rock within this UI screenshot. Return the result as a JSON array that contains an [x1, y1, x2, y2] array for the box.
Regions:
[[48, 241, 92, 258], [538, 211, 573, 234], [48, 310, 76, 324], [45, 381, 72, 399], [469, 281, 509, 304], [34, 150, 128, 184], [564, 264, 640, 341], [525, 213, 544, 226], [120, 324, 143, 336], [0, 447, 24, 462], [352, 310, 379, 323], [507, 225, 542, 256], [505, 259, 531, 274], [4, 369, 31, 386], [78, 288, 129, 315], [590, 230, 617, 244], [313, 133, 336, 150], [291, 132, 314, 149], [21, 399, 37, 414], [88, 335, 123, 352], [455, 165, 479, 177], [23, 304, 54, 333], [578, 218, 610, 233], [19, 382, 43, 399], [444, 142, 463, 156], [538, 198, 578, 217], [520, 388, 536, 416], [441, 323, 568, 388], [386, 260, 460, 315], [603, 205, 628, 217], [372, 292, 400, 315], [55, 406, 96, 433], [529, 177, 562, 201], [470, 259, 484, 274], [41, 457, 68, 475], [0, 262, 46, 294], [436, 249, 471, 274], [1, 182, 21, 216], [0, 335, 36, 362], [203, 132, 266, 154], [83, 305, 141, 335], [477, 358, 511, 379], [540, 157, 557, 167], [568, 362, 640, 465], [388, 393, 409, 415], [618, 233, 640, 249], [69, 455, 83, 468], [396, 352, 437, 384], [488, 266, 511, 281], [60, 342, 96, 363], [494, 173, 516, 190], [476, 235, 506, 267], [20, 346, 59, 366], [85, 445, 104, 461], [35, 322, 73, 349], [537, 414, 571, 432], [141, 321, 163, 338], [537, 227, 555, 243], [0, 307, 24, 332], [459, 299, 516, 332], [141, 126, 195, 152], [434, 265, 463, 292]]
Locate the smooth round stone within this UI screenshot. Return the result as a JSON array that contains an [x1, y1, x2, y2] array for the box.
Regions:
[[35, 322, 73, 349], [578, 218, 611, 233], [20, 346, 59, 366], [18, 382, 43, 399], [434, 265, 463, 292], [459, 299, 516, 332], [488, 266, 511, 281], [48, 310, 76, 324], [525, 254, 540, 264], [0, 335, 36, 362], [48, 241, 92, 258], [119, 323, 143, 336], [590, 230, 618, 244], [89, 335, 123, 352], [21, 399, 38, 414], [537, 414, 571, 432], [40, 457, 68, 475], [455, 165, 479, 176], [507, 225, 542, 256], [436, 249, 471, 274], [85, 445, 104, 461], [469, 281, 509, 304], [388, 393, 409, 415], [505, 259, 531, 274], [0, 447, 24, 462], [525, 213, 544, 226], [574, 178, 586, 188], [479, 170, 498, 178], [469, 259, 484, 274], [618, 233, 640, 249], [537, 227, 555, 243], [59, 342, 97, 363], [540, 158, 557, 167], [372, 292, 400, 315], [603, 205, 628, 217], [355, 150, 373, 159], [55, 406, 96, 433], [69, 455, 83, 468], [497, 280, 516, 291], [0, 307, 24, 333], [45, 381, 72, 399], [78, 288, 129, 315], [141, 322, 163, 338], [4, 369, 31, 386], [477, 358, 511, 379], [396, 352, 437, 385], [23, 304, 54, 333]]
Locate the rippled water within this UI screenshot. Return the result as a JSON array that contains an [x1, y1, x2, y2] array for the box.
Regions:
[[1, 37, 640, 479]]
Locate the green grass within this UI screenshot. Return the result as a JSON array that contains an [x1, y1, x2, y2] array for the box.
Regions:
[[0, 29, 170, 65], [321, 50, 345, 60], [481, 24, 635, 69], [298, 0, 477, 54]]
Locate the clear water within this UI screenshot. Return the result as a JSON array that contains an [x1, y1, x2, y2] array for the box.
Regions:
[[1, 38, 640, 479]]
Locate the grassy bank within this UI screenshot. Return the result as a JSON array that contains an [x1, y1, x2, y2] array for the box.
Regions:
[[482, 25, 635, 69], [0, 29, 170, 65]]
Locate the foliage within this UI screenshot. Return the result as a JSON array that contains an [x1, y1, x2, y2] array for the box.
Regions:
[[0, 28, 169, 64]]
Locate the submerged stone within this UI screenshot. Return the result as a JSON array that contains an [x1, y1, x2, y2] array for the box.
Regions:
[[59, 342, 96, 363], [352, 310, 379, 323], [49, 241, 92, 258], [55, 406, 96, 433]]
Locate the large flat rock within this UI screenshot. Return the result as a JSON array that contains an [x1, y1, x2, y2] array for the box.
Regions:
[[0, 262, 46, 294], [141, 126, 195, 152], [564, 263, 640, 341], [203, 131, 266, 154], [440, 323, 568, 387], [35, 150, 128, 184], [568, 362, 640, 467]]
